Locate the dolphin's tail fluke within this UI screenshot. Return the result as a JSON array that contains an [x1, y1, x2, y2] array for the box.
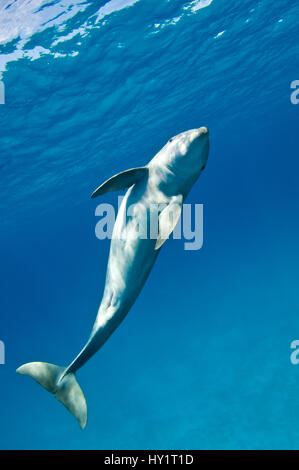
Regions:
[[16, 362, 87, 429]]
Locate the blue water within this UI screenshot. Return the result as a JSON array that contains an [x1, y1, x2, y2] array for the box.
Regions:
[[0, 0, 299, 450]]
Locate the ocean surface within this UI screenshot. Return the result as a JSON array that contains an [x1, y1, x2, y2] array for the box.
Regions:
[[0, 0, 299, 450]]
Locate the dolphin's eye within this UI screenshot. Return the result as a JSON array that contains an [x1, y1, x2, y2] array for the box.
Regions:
[[202, 164, 206, 171], [169, 138, 173, 143]]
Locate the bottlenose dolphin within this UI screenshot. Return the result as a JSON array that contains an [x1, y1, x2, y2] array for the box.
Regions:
[[17, 127, 209, 428]]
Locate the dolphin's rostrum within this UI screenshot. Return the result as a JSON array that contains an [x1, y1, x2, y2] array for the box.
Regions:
[[17, 127, 210, 428]]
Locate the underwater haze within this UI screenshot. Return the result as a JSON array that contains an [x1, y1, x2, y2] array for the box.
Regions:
[[0, 0, 299, 450]]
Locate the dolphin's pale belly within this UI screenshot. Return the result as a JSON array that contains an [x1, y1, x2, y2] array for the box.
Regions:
[[93, 184, 160, 332], [64, 182, 162, 374]]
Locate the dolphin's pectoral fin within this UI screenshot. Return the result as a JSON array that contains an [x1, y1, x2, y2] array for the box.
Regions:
[[91, 167, 148, 198], [155, 194, 183, 250]]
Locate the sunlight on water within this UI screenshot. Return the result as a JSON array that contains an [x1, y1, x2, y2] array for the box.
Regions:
[[0, 0, 216, 73]]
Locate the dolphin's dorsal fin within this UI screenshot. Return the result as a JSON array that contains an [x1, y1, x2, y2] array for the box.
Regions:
[[91, 167, 148, 198], [155, 194, 183, 250]]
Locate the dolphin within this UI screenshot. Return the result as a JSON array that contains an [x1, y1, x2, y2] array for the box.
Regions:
[[17, 127, 209, 428]]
